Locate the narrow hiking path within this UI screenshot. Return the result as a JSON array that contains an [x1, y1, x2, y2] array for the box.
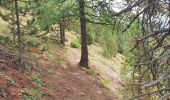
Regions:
[[38, 48, 115, 100], [65, 31, 124, 99], [33, 31, 124, 100]]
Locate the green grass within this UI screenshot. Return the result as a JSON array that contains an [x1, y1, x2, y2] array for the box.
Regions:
[[47, 50, 67, 67], [31, 74, 43, 87], [87, 69, 97, 77], [70, 39, 81, 48], [100, 78, 110, 90], [24, 36, 44, 48], [6, 77, 16, 85], [22, 74, 43, 100], [23, 88, 42, 100]]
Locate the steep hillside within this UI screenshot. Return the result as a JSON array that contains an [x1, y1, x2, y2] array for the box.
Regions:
[[0, 29, 124, 100], [0, 6, 124, 99]]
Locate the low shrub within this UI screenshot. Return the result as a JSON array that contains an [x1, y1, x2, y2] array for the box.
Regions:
[[25, 37, 42, 48], [40, 44, 50, 52], [0, 35, 11, 44], [27, 40, 39, 48], [29, 27, 38, 36], [100, 78, 110, 90], [87, 32, 95, 45], [70, 39, 81, 48]]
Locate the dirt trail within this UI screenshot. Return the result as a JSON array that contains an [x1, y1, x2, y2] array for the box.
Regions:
[[36, 31, 124, 100], [42, 64, 115, 100], [65, 31, 124, 99], [65, 45, 124, 100], [38, 47, 116, 100]]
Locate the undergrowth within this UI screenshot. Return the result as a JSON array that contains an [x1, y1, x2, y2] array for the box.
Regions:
[[70, 39, 81, 48], [100, 78, 110, 90]]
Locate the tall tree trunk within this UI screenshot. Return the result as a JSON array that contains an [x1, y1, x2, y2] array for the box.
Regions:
[[79, 0, 89, 68], [168, 1, 170, 98], [14, 0, 24, 67], [59, 17, 65, 46]]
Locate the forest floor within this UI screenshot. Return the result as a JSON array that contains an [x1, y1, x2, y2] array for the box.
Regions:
[[0, 31, 125, 100], [33, 31, 124, 100], [0, 33, 124, 100], [38, 46, 123, 100], [39, 49, 116, 100]]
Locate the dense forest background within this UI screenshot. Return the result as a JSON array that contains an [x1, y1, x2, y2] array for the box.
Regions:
[[0, 0, 170, 100]]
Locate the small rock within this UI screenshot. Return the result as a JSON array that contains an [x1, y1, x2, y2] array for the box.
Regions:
[[66, 88, 71, 92], [80, 92, 85, 96], [97, 90, 103, 95]]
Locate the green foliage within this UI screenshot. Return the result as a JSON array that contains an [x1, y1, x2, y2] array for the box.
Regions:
[[5, 43, 18, 54], [66, 20, 80, 34], [23, 88, 42, 100], [120, 53, 135, 81], [29, 27, 38, 36], [70, 39, 81, 48], [87, 69, 97, 77], [35, 0, 78, 30], [40, 44, 50, 52], [120, 21, 140, 81], [0, 17, 11, 34], [41, 36, 49, 43], [120, 21, 140, 53], [100, 32, 117, 58], [0, 35, 11, 44], [100, 78, 110, 90], [119, 21, 141, 97], [31, 74, 43, 87], [87, 24, 118, 58], [6, 77, 15, 85], [26, 40, 39, 48], [25, 36, 43, 48], [87, 32, 95, 45]]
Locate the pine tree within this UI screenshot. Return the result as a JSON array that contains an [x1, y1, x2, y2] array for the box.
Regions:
[[14, 0, 25, 67]]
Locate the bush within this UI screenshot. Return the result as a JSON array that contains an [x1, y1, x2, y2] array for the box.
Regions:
[[27, 40, 39, 48], [29, 27, 38, 36], [87, 32, 95, 45], [100, 78, 110, 90], [24, 36, 44, 48], [70, 39, 81, 48], [40, 44, 50, 52], [0, 35, 10, 44], [41, 36, 48, 43], [100, 34, 118, 58]]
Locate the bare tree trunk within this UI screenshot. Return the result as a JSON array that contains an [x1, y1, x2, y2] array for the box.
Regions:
[[14, 0, 24, 67], [59, 17, 65, 46], [79, 0, 89, 68]]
